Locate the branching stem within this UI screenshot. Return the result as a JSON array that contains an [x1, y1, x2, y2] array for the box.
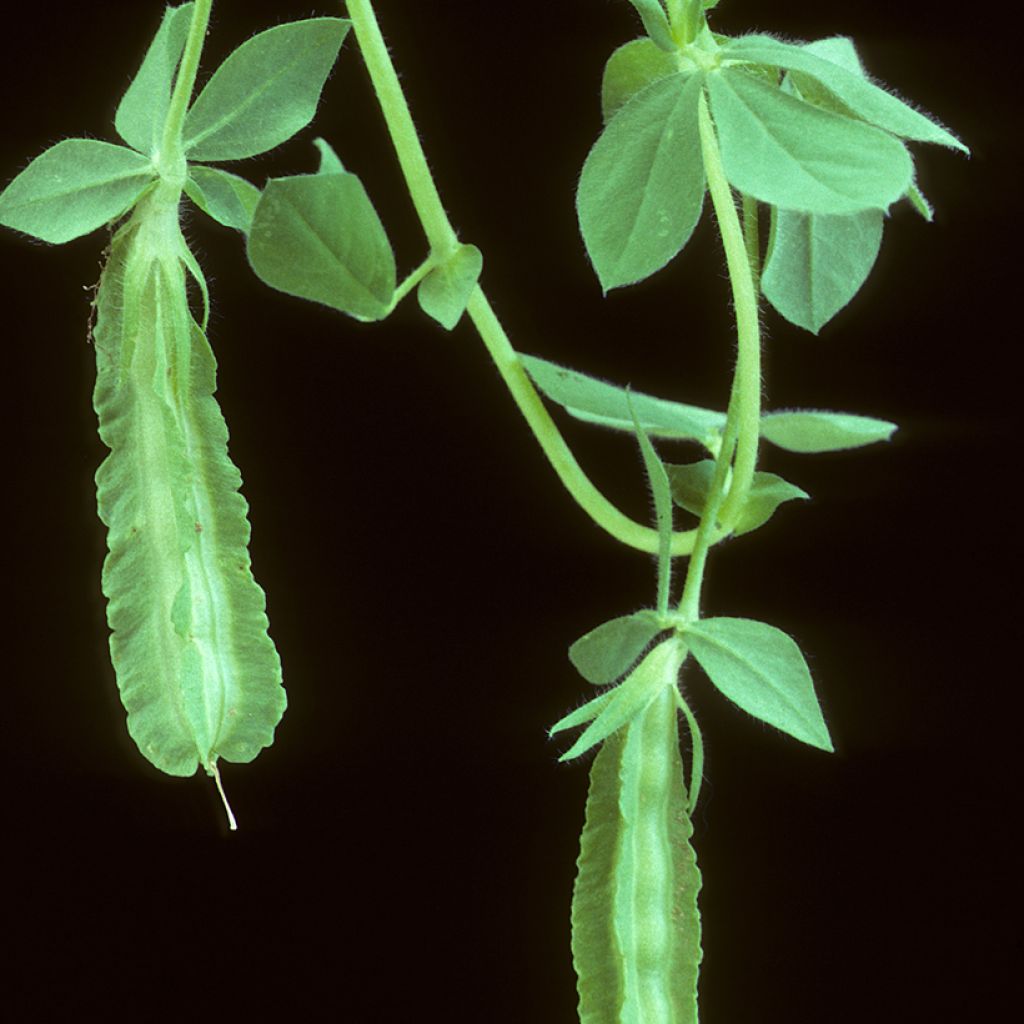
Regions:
[[346, 0, 728, 557], [678, 94, 762, 620]]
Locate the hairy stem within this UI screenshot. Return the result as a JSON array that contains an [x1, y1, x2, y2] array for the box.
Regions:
[[346, 0, 724, 556], [160, 0, 213, 177], [742, 194, 761, 293], [678, 93, 762, 620]]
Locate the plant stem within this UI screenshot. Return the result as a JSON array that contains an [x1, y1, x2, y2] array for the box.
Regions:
[[465, 289, 702, 555], [346, 0, 724, 557], [344, 0, 456, 257], [677, 94, 762, 620], [742, 194, 761, 292], [160, 0, 213, 178]]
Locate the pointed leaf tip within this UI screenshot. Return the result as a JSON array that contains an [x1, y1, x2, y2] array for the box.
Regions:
[[184, 18, 350, 161], [578, 72, 706, 290], [685, 617, 833, 751]]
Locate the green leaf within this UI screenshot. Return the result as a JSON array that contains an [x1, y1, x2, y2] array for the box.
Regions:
[[417, 243, 483, 330], [569, 611, 665, 685], [665, 459, 715, 518], [578, 72, 705, 290], [706, 68, 913, 214], [666, 461, 808, 534], [794, 36, 864, 77], [684, 617, 832, 750], [313, 137, 346, 175], [521, 354, 725, 444], [183, 18, 350, 161], [185, 166, 260, 232], [572, 688, 701, 1024], [760, 409, 897, 452], [732, 472, 808, 535], [550, 689, 617, 737], [722, 34, 968, 152], [0, 139, 155, 244], [601, 38, 682, 124], [247, 170, 395, 321], [907, 180, 933, 221], [115, 2, 195, 156], [761, 205, 884, 333], [556, 638, 685, 762], [625, 0, 676, 53]]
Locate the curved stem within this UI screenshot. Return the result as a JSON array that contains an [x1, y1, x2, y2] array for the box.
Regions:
[[346, 0, 722, 556], [678, 93, 762, 619], [160, 0, 213, 173], [466, 289, 707, 555]]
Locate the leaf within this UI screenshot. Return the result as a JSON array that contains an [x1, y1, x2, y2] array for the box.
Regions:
[[760, 409, 897, 452], [521, 354, 725, 444], [115, 2, 195, 156], [0, 139, 155, 244], [93, 222, 285, 776], [556, 638, 685, 762], [722, 34, 968, 153], [550, 689, 617, 737], [907, 181, 933, 222], [247, 170, 395, 321], [183, 18, 350, 161], [185, 166, 260, 232], [666, 461, 808, 534], [625, 0, 676, 53], [684, 617, 832, 750], [706, 67, 913, 214], [732, 472, 808, 535], [794, 35, 864, 76], [572, 688, 701, 1024], [314, 137, 346, 175], [578, 71, 705, 290], [601, 37, 682, 124], [665, 459, 716, 518], [569, 611, 665, 685], [761, 205, 884, 333], [417, 243, 483, 330]]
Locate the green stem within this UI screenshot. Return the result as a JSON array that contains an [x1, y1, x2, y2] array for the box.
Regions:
[[160, 0, 213, 177], [345, 0, 456, 257], [384, 254, 434, 315], [346, 0, 722, 557], [742, 194, 761, 293], [677, 94, 762, 620], [466, 290, 702, 555]]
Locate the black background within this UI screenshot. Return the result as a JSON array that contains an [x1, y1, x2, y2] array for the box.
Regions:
[[1, 1, 1014, 1019]]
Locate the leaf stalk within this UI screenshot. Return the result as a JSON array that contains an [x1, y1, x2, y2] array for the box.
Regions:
[[159, 0, 213, 182]]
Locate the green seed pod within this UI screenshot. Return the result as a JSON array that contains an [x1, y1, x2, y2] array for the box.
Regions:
[[92, 185, 285, 786], [571, 676, 702, 1023]]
